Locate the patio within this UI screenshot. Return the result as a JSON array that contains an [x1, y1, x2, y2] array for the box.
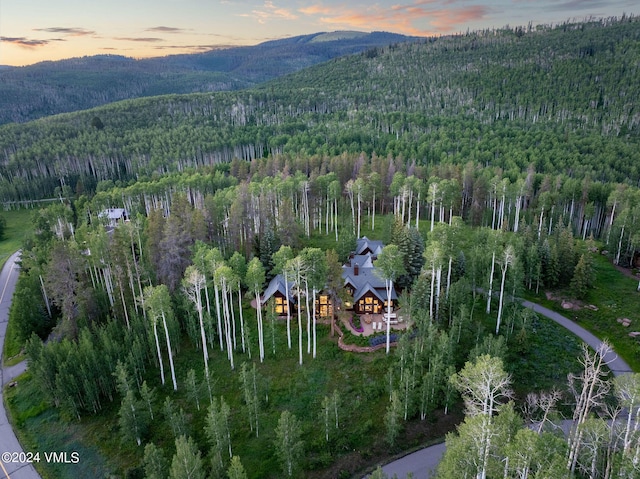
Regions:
[[343, 311, 409, 337]]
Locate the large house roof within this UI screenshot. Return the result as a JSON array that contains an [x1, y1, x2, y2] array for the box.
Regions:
[[262, 274, 296, 304], [343, 240, 397, 304]]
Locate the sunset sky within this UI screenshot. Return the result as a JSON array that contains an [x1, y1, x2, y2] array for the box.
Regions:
[[1, 0, 637, 66]]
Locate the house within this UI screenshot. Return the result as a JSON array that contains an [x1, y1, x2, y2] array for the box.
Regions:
[[261, 274, 296, 315], [98, 208, 129, 228], [342, 240, 397, 315], [260, 236, 397, 318], [261, 274, 334, 318]]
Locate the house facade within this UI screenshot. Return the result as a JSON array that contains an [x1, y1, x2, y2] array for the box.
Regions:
[[342, 237, 397, 315]]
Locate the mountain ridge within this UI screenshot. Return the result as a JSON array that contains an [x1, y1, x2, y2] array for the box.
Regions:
[[0, 31, 416, 126]]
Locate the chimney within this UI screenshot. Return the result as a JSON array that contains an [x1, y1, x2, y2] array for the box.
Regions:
[[354, 263, 359, 276]]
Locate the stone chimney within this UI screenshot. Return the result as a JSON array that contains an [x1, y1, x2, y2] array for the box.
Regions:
[[354, 263, 359, 276]]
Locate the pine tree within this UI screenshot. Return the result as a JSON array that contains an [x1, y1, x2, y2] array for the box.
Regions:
[[169, 436, 205, 479], [274, 410, 304, 477], [570, 253, 594, 299], [227, 456, 248, 479], [143, 442, 167, 479]]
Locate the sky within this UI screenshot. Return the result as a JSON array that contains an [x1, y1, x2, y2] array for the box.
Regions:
[[0, 0, 637, 67]]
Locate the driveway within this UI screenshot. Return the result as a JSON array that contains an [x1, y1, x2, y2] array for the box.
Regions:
[[0, 251, 41, 479], [378, 297, 633, 479]]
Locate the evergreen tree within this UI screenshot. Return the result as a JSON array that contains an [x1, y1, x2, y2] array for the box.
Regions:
[[143, 443, 167, 479], [274, 410, 304, 477], [570, 253, 594, 299], [226, 456, 248, 479], [169, 436, 206, 479]]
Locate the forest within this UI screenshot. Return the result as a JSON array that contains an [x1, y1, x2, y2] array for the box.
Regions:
[[0, 31, 414, 126], [2, 14, 640, 479]]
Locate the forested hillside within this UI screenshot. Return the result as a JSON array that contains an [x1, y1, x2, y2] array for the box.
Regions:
[[0, 31, 414, 125], [1, 15, 639, 205]]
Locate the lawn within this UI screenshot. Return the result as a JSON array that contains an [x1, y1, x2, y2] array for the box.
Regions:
[[0, 208, 33, 270], [524, 252, 640, 372]]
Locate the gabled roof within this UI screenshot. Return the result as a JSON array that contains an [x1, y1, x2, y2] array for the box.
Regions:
[[343, 238, 397, 304], [353, 282, 397, 302], [355, 236, 384, 256], [262, 274, 296, 304], [98, 208, 128, 220]]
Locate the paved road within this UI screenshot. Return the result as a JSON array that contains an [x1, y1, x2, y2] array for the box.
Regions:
[[379, 297, 634, 479], [0, 251, 42, 479]]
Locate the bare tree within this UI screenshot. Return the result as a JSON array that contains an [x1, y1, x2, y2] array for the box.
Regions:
[[566, 342, 614, 473]]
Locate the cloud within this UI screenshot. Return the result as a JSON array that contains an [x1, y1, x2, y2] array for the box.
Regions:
[[299, 1, 490, 36], [113, 37, 165, 42], [238, 0, 298, 24], [34, 27, 96, 36], [146, 26, 188, 34], [0, 36, 50, 48]]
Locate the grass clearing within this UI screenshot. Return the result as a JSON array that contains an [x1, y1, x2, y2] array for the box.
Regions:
[[524, 252, 640, 372], [0, 208, 33, 270]]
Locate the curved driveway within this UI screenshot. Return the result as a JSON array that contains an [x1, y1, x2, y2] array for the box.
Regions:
[[378, 298, 634, 479], [0, 251, 42, 479]]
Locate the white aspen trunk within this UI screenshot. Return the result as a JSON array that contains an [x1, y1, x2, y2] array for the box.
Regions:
[[325, 196, 330, 235], [223, 286, 234, 369], [486, 251, 495, 314], [415, 191, 421, 229], [606, 200, 616, 244], [435, 267, 442, 321], [496, 263, 508, 334], [297, 285, 303, 365], [537, 208, 544, 238], [119, 281, 131, 329], [514, 196, 521, 233], [334, 198, 338, 241], [198, 297, 210, 380], [312, 288, 317, 358], [284, 271, 292, 349], [492, 193, 497, 230], [153, 320, 165, 385], [372, 189, 376, 230], [357, 189, 361, 239], [615, 223, 625, 265], [214, 284, 223, 350], [230, 289, 237, 350], [305, 281, 311, 355], [255, 292, 264, 363], [407, 188, 412, 227], [429, 265, 435, 321], [430, 198, 436, 232], [446, 256, 452, 299], [548, 205, 555, 236], [162, 311, 176, 391], [39, 274, 52, 317], [386, 280, 393, 354], [238, 285, 246, 354]]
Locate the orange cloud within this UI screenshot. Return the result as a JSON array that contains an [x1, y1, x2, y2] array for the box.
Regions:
[[239, 1, 298, 24], [298, 1, 490, 36]]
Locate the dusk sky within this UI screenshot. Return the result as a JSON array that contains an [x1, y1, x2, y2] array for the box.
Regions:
[[1, 0, 637, 66]]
